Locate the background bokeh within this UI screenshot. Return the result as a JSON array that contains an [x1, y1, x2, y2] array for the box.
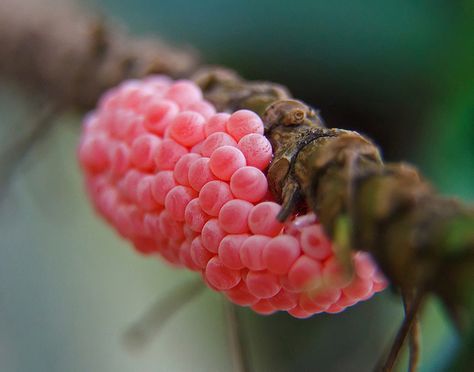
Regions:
[[0, 0, 472, 371]]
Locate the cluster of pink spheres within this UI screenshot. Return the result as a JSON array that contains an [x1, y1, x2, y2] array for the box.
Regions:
[[78, 76, 387, 318]]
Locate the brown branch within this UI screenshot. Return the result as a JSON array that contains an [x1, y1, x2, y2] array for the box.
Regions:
[[0, 0, 199, 110], [1, 0, 473, 341]]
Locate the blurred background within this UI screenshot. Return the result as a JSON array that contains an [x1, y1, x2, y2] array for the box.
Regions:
[[0, 0, 472, 371]]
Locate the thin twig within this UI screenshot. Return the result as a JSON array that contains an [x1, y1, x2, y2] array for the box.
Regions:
[[403, 290, 421, 372], [374, 290, 425, 372], [224, 301, 250, 372], [123, 279, 204, 352], [0, 102, 62, 199]]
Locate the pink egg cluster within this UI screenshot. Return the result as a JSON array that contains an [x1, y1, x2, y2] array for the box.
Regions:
[[78, 76, 387, 318]]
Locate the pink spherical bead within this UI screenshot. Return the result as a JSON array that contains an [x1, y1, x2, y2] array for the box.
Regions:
[[164, 185, 197, 222], [133, 237, 158, 255], [226, 110, 264, 141], [322, 256, 353, 289], [299, 294, 328, 314], [150, 171, 177, 205], [288, 256, 323, 291], [218, 234, 249, 270], [288, 306, 313, 319], [199, 180, 233, 216], [263, 235, 301, 274], [154, 139, 188, 170], [188, 157, 216, 191], [119, 169, 142, 202], [225, 281, 259, 306], [179, 241, 200, 271], [143, 99, 179, 135], [201, 219, 226, 253], [185, 101, 216, 120], [201, 132, 237, 157], [342, 277, 374, 300], [169, 111, 206, 147], [190, 237, 214, 269], [110, 143, 130, 177], [268, 289, 298, 311], [237, 134, 272, 170], [248, 202, 284, 236], [230, 166, 268, 203], [165, 80, 203, 108], [109, 109, 138, 140], [204, 113, 230, 137], [246, 271, 281, 299], [300, 225, 333, 261], [251, 299, 277, 315], [130, 134, 161, 171], [353, 251, 377, 279], [209, 146, 246, 181], [159, 211, 185, 241], [308, 287, 342, 308], [184, 198, 210, 232], [143, 213, 163, 237], [78, 136, 109, 173], [137, 175, 160, 211], [205, 257, 241, 290], [218, 200, 253, 234], [173, 153, 201, 186], [240, 235, 271, 271]]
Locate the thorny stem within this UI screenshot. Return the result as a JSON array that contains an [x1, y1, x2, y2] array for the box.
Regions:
[[0, 102, 62, 198], [224, 301, 250, 372], [374, 290, 425, 372], [123, 280, 204, 352], [403, 291, 421, 372]]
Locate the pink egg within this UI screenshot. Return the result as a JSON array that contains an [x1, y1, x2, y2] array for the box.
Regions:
[[251, 299, 277, 315], [173, 153, 201, 186], [164, 186, 197, 222], [218, 234, 249, 270], [268, 289, 298, 311], [300, 225, 333, 261], [201, 219, 226, 253], [225, 281, 259, 306], [218, 199, 253, 234], [184, 198, 210, 232], [154, 139, 188, 170], [201, 132, 237, 157], [246, 271, 281, 299], [165, 80, 203, 108], [159, 211, 185, 241], [188, 157, 216, 191], [237, 133, 272, 170], [230, 166, 268, 203], [169, 111, 206, 147], [204, 113, 230, 137], [185, 101, 216, 119], [190, 237, 214, 269], [205, 257, 241, 290], [248, 202, 284, 236], [130, 134, 161, 171], [199, 180, 233, 216], [150, 171, 177, 205], [143, 99, 179, 135], [288, 256, 322, 291], [263, 235, 301, 274], [137, 175, 160, 211], [240, 235, 271, 270], [226, 109, 264, 141], [209, 146, 246, 181]]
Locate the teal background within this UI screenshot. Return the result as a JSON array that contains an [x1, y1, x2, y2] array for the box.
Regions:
[[0, 0, 472, 371]]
